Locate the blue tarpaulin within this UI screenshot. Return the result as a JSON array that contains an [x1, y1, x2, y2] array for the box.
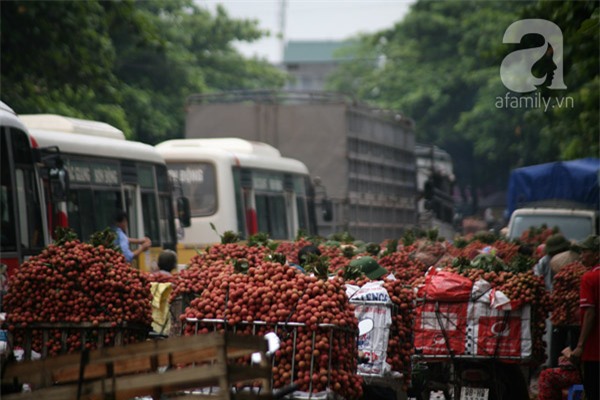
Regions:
[[506, 158, 600, 216]]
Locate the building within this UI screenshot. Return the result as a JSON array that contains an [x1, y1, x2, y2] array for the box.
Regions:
[[281, 40, 352, 91]]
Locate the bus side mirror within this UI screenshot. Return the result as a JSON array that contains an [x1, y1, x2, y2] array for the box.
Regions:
[[322, 199, 333, 222], [48, 166, 69, 202], [177, 197, 191, 228]]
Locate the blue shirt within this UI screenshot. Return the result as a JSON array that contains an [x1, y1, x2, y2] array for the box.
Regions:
[[114, 226, 134, 263], [533, 254, 553, 292], [287, 262, 306, 273]]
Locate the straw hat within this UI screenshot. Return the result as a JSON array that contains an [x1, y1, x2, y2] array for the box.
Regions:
[[550, 250, 580, 274]]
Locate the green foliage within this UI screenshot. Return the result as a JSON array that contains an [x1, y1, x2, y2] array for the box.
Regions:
[[303, 254, 330, 280], [328, 231, 355, 243], [365, 242, 381, 256], [473, 231, 499, 245], [210, 223, 241, 244], [89, 228, 118, 250], [232, 258, 250, 274], [221, 231, 241, 244], [455, 253, 508, 273], [264, 252, 287, 265], [328, 0, 599, 197], [453, 237, 469, 249], [341, 262, 363, 281], [507, 253, 536, 273], [53, 227, 79, 246], [384, 239, 399, 255], [247, 232, 276, 249], [342, 246, 356, 259], [1, 0, 286, 144], [401, 227, 429, 247]]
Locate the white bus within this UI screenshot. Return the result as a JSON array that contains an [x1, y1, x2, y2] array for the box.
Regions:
[[20, 114, 178, 272], [155, 138, 317, 263], [0, 103, 48, 275]]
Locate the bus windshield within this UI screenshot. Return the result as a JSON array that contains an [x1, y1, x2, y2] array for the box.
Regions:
[[167, 162, 217, 217], [0, 126, 45, 263]]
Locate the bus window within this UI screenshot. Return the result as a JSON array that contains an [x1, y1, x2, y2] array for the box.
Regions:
[[167, 163, 217, 217], [94, 190, 121, 233], [70, 188, 120, 241], [68, 189, 95, 240]]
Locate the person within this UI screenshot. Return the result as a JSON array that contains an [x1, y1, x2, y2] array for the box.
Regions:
[[537, 347, 581, 400], [150, 251, 176, 335], [349, 256, 388, 280], [113, 210, 151, 263], [573, 234, 600, 268], [569, 253, 599, 400], [155, 249, 177, 276], [533, 233, 571, 368], [534, 233, 571, 292], [549, 246, 582, 368]]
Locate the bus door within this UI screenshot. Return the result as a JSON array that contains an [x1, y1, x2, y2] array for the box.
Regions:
[[123, 184, 141, 240], [252, 171, 290, 240], [122, 183, 145, 269]]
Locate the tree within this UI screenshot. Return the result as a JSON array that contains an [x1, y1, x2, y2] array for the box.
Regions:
[[327, 0, 599, 208], [0, 0, 287, 143], [0, 1, 130, 131]]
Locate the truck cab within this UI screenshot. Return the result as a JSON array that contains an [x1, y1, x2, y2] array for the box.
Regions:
[[505, 158, 599, 242], [507, 207, 598, 241]]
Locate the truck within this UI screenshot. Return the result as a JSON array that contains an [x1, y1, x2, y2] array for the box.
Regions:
[[184, 90, 419, 242], [505, 158, 599, 241]]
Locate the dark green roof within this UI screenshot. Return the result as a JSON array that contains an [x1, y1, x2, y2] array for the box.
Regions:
[[283, 40, 353, 63]]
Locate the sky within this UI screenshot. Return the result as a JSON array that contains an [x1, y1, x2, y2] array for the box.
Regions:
[[197, 0, 415, 64]]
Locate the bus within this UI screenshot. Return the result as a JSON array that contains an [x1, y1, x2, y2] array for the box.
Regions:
[[155, 138, 317, 263], [19, 114, 179, 272], [0, 102, 48, 275]]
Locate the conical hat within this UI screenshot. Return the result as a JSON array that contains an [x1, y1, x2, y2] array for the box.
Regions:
[[550, 250, 580, 274]]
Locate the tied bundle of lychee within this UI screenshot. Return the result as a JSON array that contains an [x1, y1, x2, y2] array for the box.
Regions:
[[551, 262, 588, 326], [5, 228, 152, 356], [182, 257, 363, 399]]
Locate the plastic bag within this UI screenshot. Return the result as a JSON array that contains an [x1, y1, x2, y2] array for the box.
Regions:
[[419, 270, 473, 301]]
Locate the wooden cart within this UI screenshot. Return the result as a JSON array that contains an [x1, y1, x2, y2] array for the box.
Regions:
[[2, 332, 273, 400]]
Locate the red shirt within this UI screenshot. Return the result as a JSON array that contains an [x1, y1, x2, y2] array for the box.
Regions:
[[580, 266, 600, 361]]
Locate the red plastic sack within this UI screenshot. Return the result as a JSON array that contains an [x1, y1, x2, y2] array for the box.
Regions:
[[420, 270, 473, 301], [414, 301, 468, 356]]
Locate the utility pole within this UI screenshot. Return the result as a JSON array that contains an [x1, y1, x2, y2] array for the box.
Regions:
[[279, 0, 288, 63]]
